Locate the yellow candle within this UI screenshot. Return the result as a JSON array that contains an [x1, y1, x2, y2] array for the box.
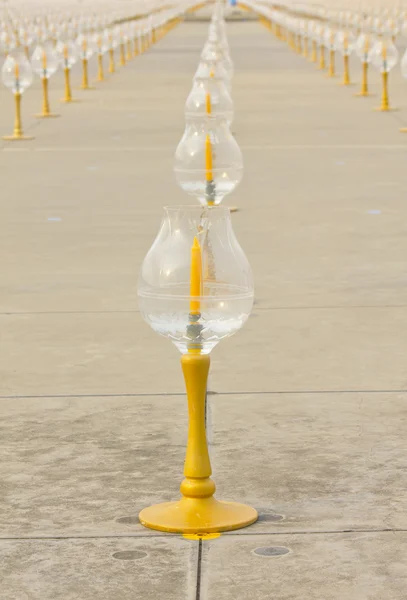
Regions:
[[42, 49, 47, 71], [14, 62, 19, 79], [190, 236, 202, 316], [205, 92, 211, 115], [205, 134, 213, 182]]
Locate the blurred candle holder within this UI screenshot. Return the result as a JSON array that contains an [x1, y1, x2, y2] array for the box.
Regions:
[[370, 38, 398, 110], [137, 205, 257, 534], [2, 51, 34, 140], [354, 33, 372, 97], [57, 40, 79, 103], [95, 31, 108, 82], [335, 30, 355, 85], [31, 42, 59, 117], [77, 34, 95, 90], [174, 116, 243, 207]]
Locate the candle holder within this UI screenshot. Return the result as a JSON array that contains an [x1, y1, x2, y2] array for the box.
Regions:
[[77, 34, 95, 90], [354, 33, 373, 96], [174, 116, 243, 207], [108, 28, 119, 73], [94, 31, 108, 82], [324, 27, 337, 77], [31, 42, 60, 118], [186, 64, 233, 126], [119, 29, 127, 66], [56, 40, 79, 103], [138, 205, 257, 533], [370, 38, 398, 111], [335, 30, 355, 85], [2, 51, 34, 141]]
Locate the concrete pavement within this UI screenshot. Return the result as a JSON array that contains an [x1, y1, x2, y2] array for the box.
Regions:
[[1, 13, 407, 600]]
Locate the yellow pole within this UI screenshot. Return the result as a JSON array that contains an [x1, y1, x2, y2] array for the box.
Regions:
[[133, 36, 139, 57], [126, 39, 132, 60], [311, 40, 317, 62], [97, 53, 104, 81], [109, 47, 115, 73], [120, 41, 126, 65], [343, 54, 351, 85], [81, 58, 89, 88], [14, 92, 23, 136], [319, 43, 326, 69], [62, 67, 72, 102], [327, 49, 335, 77], [379, 71, 390, 110]]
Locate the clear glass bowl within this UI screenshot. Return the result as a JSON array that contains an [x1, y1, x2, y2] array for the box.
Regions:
[[174, 117, 243, 206], [138, 206, 254, 354]]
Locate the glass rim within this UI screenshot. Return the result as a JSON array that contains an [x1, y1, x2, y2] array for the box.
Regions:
[[163, 204, 231, 212]]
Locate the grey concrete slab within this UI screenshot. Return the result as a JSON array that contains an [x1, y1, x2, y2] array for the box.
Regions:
[[202, 532, 407, 600], [0, 537, 196, 600], [209, 392, 407, 531], [0, 395, 189, 536]]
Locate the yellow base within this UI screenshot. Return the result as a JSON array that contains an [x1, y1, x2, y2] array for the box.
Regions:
[[2, 134, 34, 141], [35, 113, 60, 118], [139, 497, 258, 534], [400, 128, 407, 133]]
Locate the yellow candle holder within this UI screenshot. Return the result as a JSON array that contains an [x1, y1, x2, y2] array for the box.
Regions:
[[138, 207, 257, 534], [3, 92, 34, 141], [2, 57, 34, 141]]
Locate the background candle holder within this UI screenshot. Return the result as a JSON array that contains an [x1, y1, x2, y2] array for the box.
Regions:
[[2, 50, 34, 140], [56, 39, 79, 103], [31, 42, 60, 118], [138, 205, 257, 534], [174, 116, 243, 207], [370, 38, 399, 111], [76, 33, 96, 90], [186, 64, 233, 125]]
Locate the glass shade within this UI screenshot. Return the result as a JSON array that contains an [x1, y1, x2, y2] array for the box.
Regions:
[[31, 42, 59, 78], [76, 34, 96, 59], [2, 51, 33, 93], [369, 40, 398, 72], [335, 31, 356, 55], [174, 117, 243, 206], [401, 48, 407, 78], [56, 40, 78, 69], [355, 33, 371, 62], [185, 75, 233, 125], [138, 206, 253, 354]]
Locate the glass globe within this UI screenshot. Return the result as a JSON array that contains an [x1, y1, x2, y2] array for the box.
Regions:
[[94, 31, 109, 54], [2, 51, 33, 94], [56, 40, 78, 69], [194, 59, 230, 90], [355, 33, 371, 61], [31, 42, 59, 78], [76, 33, 95, 59], [138, 206, 253, 355], [369, 39, 399, 72], [201, 37, 233, 81], [174, 116, 243, 206], [335, 31, 356, 55], [185, 73, 233, 125]]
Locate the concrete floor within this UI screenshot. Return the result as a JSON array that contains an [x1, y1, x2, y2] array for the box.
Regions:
[[1, 14, 407, 600]]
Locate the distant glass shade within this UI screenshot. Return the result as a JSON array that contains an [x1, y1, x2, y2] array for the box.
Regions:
[[31, 43, 59, 78], [185, 77, 233, 125], [369, 40, 399, 72], [174, 117, 243, 206], [138, 206, 254, 354], [2, 51, 33, 93], [56, 40, 78, 69]]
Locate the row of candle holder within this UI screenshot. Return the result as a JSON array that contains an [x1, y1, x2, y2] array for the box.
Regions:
[[137, 1, 259, 534], [0, 10, 186, 141]]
